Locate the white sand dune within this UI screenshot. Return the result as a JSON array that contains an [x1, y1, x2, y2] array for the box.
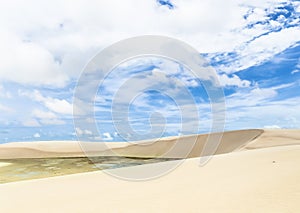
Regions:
[[107, 129, 264, 158], [2, 129, 299, 159], [0, 141, 129, 159], [0, 129, 299, 212], [0, 145, 299, 213], [240, 129, 300, 150]]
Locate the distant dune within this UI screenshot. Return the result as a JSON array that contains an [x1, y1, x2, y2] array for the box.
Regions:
[[0, 141, 129, 159], [0, 129, 299, 212], [1, 129, 299, 159]]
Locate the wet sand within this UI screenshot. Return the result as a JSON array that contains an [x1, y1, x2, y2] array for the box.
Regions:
[[0, 156, 177, 183]]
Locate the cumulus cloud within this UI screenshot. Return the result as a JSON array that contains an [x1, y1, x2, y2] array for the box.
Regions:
[[19, 90, 72, 114], [0, 31, 68, 87], [218, 74, 251, 88], [75, 127, 93, 136], [33, 133, 41, 138], [32, 109, 65, 125], [102, 132, 113, 141], [0, 0, 299, 87], [0, 0, 299, 139]]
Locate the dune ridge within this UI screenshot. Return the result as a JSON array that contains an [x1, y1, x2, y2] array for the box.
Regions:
[[0, 129, 264, 159], [0, 141, 129, 159], [105, 129, 264, 158], [1, 129, 300, 160]]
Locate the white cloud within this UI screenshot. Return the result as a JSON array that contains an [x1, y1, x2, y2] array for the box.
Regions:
[[218, 74, 251, 88], [43, 98, 73, 115], [264, 125, 281, 129], [291, 59, 300, 74], [224, 82, 300, 129], [225, 97, 300, 130], [215, 27, 300, 73], [245, 8, 267, 23], [102, 132, 113, 141], [0, 0, 299, 136], [32, 109, 57, 119], [295, 2, 300, 13], [33, 133, 41, 138], [0, 31, 68, 87], [19, 90, 72, 114], [0, 0, 298, 87], [32, 109, 65, 125], [226, 83, 294, 108], [75, 127, 93, 136]]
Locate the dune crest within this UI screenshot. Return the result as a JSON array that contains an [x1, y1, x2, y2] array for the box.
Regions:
[[106, 129, 264, 158]]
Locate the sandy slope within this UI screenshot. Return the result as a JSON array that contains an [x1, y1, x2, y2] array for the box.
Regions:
[[0, 145, 299, 213], [0, 141, 129, 159], [240, 129, 300, 150], [0, 129, 265, 159], [107, 129, 264, 158], [2, 129, 299, 159]]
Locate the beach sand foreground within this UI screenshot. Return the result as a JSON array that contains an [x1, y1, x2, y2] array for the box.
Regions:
[[0, 129, 299, 212], [0, 145, 299, 212]]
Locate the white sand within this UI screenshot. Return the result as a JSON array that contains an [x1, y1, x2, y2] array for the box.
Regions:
[[0, 141, 130, 159], [240, 129, 300, 150], [0, 145, 299, 212], [0, 129, 299, 212]]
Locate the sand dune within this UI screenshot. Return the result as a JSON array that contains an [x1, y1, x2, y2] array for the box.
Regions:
[[1, 129, 300, 159], [106, 129, 264, 158], [240, 129, 300, 150], [0, 129, 299, 212], [0, 141, 129, 159], [0, 145, 299, 212]]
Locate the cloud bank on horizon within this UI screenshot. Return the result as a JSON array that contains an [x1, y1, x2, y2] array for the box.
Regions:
[[0, 0, 299, 142]]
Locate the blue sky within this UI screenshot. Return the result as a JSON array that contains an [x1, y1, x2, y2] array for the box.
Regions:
[[0, 0, 299, 143]]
